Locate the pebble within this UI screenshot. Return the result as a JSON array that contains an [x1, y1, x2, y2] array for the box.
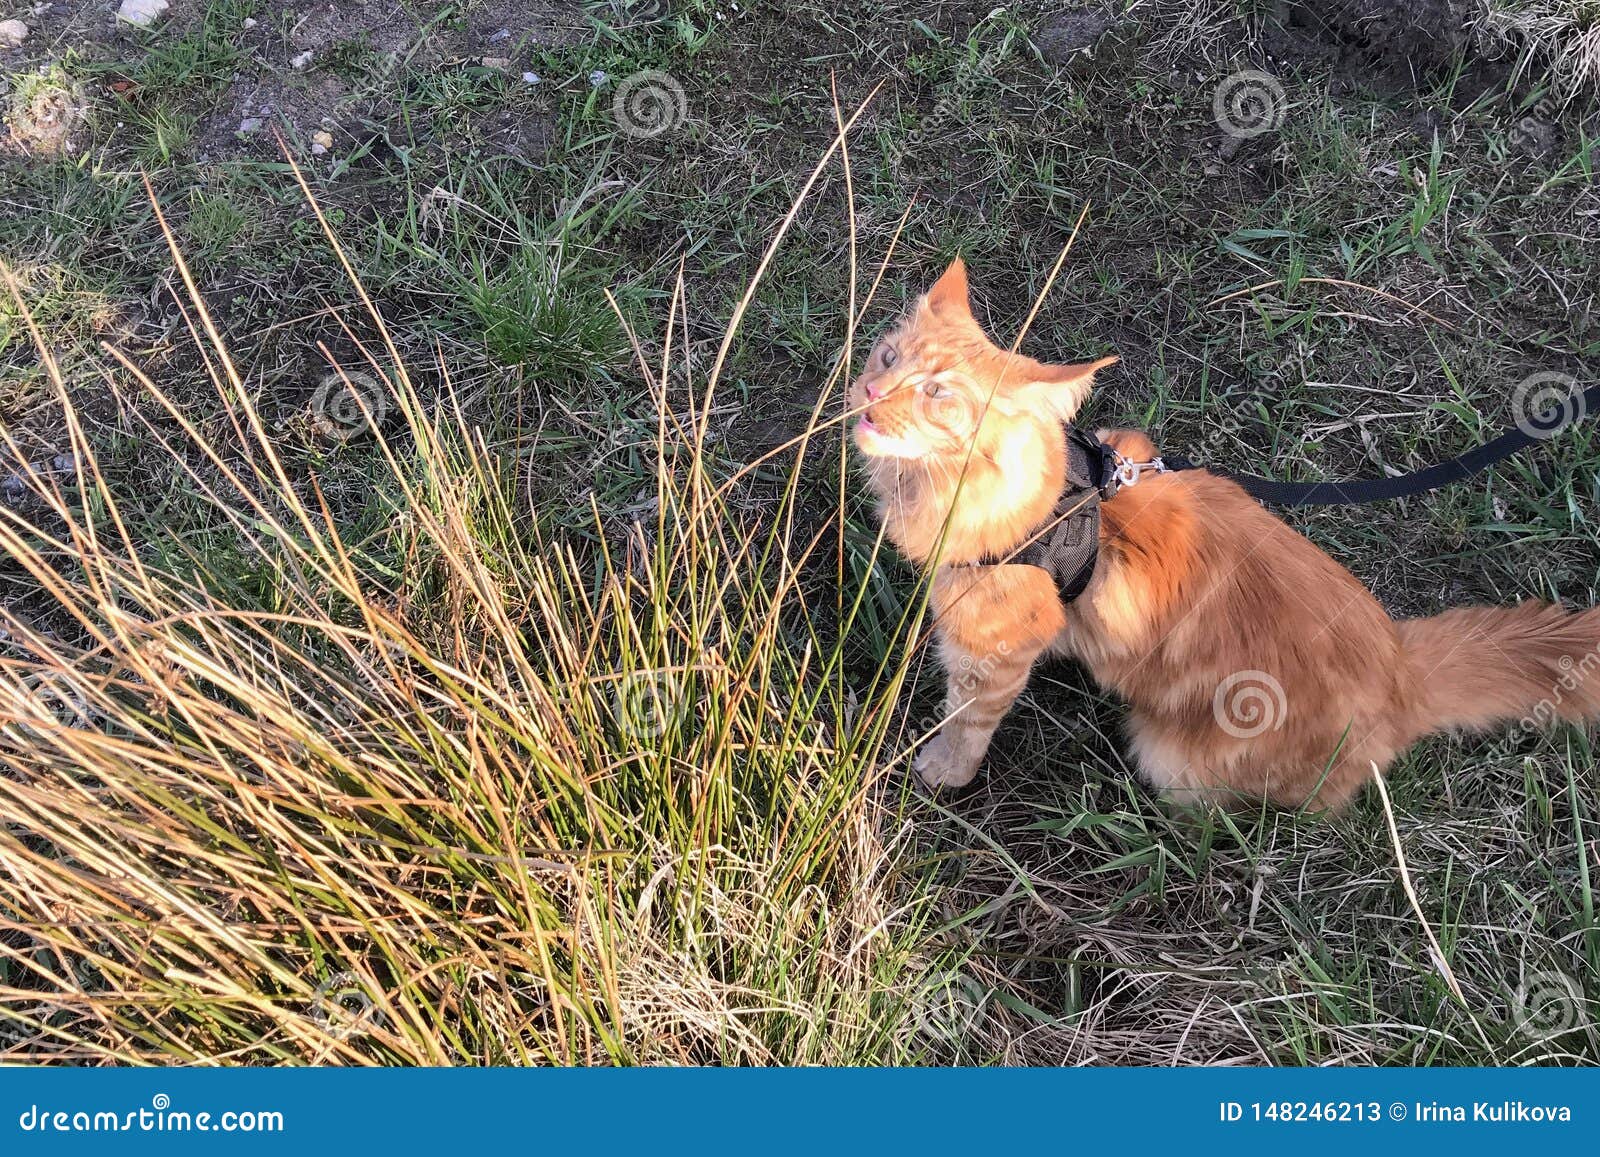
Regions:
[[481, 56, 509, 70], [290, 49, 314, 70], [237, 116, 263, 133], [310, 129, 333, 154], [0, 18, 27, 47], [521, 71, 540, 85], [488, 27, 509, 42], [242, 16, 256, 28], [115, 0, 168, 28], [588, 69, 607, 87]]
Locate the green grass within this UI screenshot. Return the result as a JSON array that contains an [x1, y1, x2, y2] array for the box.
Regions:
[[0, 0, 1596, 1064]]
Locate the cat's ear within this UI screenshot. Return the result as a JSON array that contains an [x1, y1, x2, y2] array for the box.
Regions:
[[994, 354, 1119, 421], [924, 258, 971, 318]]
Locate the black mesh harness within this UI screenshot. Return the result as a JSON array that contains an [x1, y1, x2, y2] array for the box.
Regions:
[[952, 426, 1149, 604]]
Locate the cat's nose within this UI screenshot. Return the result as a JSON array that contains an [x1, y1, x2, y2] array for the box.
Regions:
[[863, 377, 884, 401]]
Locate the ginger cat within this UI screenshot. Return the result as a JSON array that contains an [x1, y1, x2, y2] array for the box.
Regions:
[[853, 259, 1600, 809]]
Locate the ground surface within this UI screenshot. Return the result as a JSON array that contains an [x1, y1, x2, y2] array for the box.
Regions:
[[1, 0, 1598, 1063]]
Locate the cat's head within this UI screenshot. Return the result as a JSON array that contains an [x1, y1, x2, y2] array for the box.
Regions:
[[849, 258, 1116, 462]]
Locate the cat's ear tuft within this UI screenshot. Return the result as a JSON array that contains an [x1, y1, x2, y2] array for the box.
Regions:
[[997, 354, 1118, 421], [925, 257, 971, 318]]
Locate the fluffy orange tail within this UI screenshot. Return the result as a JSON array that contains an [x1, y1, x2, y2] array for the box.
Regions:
[[1399, 601, 1600, 739]]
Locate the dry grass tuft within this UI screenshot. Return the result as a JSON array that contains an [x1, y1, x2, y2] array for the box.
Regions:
[[0, 136, 951, 1065]]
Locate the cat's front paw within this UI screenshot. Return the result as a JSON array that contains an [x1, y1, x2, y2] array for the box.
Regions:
[[914, 733, 982, 791]]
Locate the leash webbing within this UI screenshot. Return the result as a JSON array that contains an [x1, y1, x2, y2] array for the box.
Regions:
[[1165, 382, 1600, 507]]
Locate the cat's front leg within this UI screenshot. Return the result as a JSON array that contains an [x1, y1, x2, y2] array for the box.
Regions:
[[916, 564, 1064, 790], [915, 636, 1046, 789]]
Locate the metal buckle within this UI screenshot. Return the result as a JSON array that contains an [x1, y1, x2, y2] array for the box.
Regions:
[[1113, 454, 1167, 489]]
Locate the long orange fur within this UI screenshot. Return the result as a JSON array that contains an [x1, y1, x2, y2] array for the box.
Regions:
[[853, 259, 1600, 809]]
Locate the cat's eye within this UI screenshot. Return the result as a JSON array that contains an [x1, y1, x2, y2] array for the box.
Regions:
[[879, 346, 898, 369], [922, 379, 943, 398]]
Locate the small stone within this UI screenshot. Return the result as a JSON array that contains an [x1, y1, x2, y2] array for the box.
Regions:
[[310, 129, 333, 154], [521, 71, 540, 85], [237, 116, 263, 133], [0, 18, 28, 47], [588, 69, 607, 88], [242, 16, 256, 28], [488, 27, 509, 42], [291, 49, 314, 70], [115, 0, 168, 28], [481, 55, 509, 70]]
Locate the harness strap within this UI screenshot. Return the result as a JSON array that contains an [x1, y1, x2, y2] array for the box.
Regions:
[[1170, 380, 1600, 507], [950, 427, 1110, 601]]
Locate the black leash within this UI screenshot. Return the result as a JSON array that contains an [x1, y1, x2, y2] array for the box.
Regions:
[[1163, 381, 1600, 507]]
